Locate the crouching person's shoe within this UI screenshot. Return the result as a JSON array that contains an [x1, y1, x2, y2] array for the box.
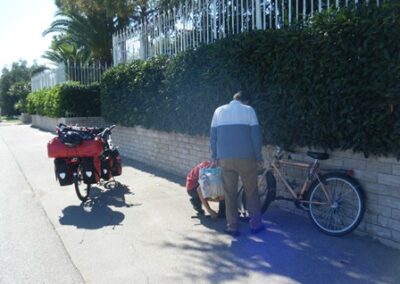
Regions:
[[190, 197, 205, 215]]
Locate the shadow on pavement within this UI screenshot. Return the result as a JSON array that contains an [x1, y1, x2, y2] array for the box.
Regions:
[[159, 208, 400, 284], [120, 157, 399, 283], [122, 156, 186, 187], [192, 213, 227, 230], [59, 181, 138, 229]]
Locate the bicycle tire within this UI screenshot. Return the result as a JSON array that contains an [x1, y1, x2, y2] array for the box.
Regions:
[[239, 170, 276, 216], [74, 174, 91, 202], [307, 173, 365, 236]]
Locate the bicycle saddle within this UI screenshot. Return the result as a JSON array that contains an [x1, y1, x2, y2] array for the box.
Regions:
[[306, 151, 329, 160]]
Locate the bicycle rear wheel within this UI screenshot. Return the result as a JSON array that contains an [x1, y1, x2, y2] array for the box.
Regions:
[[73, 173, 91, 202], [307, 173, 365, 236]]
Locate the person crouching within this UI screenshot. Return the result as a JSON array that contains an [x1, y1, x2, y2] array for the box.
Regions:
[[186, 160, 225, 218]]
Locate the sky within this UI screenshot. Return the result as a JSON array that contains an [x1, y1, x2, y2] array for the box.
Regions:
[[0, 0, 57, 73]]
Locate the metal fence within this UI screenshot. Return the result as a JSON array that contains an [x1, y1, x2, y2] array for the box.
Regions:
[[31, 62, 109, 92], [113, 0, 381, 65], [31, 63, 66, 92]]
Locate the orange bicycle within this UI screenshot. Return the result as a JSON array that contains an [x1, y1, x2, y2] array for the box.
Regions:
[[239, 146, 365, 236]]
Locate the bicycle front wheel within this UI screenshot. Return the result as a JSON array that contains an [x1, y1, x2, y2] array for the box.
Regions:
[[307, 173, 365, 236], [238, 170, 276, 217]]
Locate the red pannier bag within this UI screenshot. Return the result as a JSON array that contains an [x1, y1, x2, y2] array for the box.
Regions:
[[47, 137, 103, 158]]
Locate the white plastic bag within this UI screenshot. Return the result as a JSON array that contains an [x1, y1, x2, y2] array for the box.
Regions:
[[198, 167, 224, 199]]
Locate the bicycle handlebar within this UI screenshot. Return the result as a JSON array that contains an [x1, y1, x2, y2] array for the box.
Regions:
[[98, 125, 116, 139]]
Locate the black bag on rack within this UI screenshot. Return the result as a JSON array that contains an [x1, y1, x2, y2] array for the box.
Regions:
[[100, 154, 112, 180], [81, 157, 97, 184], [54, 158, 73, 186], [110, 149, 122, 176]]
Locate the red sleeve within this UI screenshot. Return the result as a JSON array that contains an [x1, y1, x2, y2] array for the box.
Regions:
[[185, 161, 211, 191]]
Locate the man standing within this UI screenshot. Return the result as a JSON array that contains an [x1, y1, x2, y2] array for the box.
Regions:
[[210, 91, 265, 237]]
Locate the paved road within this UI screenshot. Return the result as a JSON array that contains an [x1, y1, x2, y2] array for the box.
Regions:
[[1, 122, 400, 284], [0, 122, 83, 284]]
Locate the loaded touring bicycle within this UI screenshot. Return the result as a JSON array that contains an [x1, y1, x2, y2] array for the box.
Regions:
[[47, 123, 122, 201]]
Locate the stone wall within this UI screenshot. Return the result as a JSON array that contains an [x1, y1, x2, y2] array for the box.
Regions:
[[31, 115, 106, 133], [32, 115, 400, 249], [271, 149, 400, 249], [112, 126, 211, 176], [112, 125, 400, 249]]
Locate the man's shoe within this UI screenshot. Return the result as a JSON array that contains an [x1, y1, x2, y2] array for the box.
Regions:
[[224, 228, 240, 237], [250, 224, 266, 234]]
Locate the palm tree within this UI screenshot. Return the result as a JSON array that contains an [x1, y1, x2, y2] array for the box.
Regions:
[[42, 35, 91, 64], [43, 10, 115, 64], [44, 0, 169, 65]]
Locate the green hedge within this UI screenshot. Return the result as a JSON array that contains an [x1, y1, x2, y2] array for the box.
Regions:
[[26, 82, 101, 117], [26, 85, 62, 117], [101, 57, 168, 128], [100, 2, 400, 157]]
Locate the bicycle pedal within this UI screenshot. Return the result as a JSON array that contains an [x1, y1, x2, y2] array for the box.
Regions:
[[300, 204, 309, 211], [294, 200, 309, 211]]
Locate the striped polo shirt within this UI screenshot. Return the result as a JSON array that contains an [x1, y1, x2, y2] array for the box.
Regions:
[[210, 100, 263, 161]]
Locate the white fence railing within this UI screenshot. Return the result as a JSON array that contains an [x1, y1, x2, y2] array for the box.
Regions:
[[31, 62, 109, 92], [31, 63, 66, 92], [113, 0, 381, 65]]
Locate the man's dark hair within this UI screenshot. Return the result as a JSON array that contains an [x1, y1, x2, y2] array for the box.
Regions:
[[233, 91, 251, 103]]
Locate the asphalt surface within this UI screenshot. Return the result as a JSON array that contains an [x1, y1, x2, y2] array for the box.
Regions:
[[1, 122, 400, 284]]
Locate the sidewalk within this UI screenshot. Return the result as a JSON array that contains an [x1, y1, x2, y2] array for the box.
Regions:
[[1, 122, 400, 284]]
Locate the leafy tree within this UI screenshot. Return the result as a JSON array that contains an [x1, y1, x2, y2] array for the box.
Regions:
[[0, 61, 36, 116], [44, 0, 165, 64], [11, 82, 32, 113], [43, 9, 116, 64], [43, 34, 91, 64], [55, 0, 158, 22]]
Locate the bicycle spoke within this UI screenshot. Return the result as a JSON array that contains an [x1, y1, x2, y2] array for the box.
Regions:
[[312, 205, 333, 228], [331, 179, 339, 200], [311, 184, 333, 229], [336, 208, 352, 227], [326, 209, 336, 229], [340, 201, 357, 211], [338, 206, 358, 221], [336, 210, 347, 228], [339, 197, 360, 217], [309, 175, 365, 235], [329, 210, 337, 230], [338, 191, 354, 201], [328, 180, 343, 200], [312, 186, 328, 203], [333, 210, 346, 230]]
